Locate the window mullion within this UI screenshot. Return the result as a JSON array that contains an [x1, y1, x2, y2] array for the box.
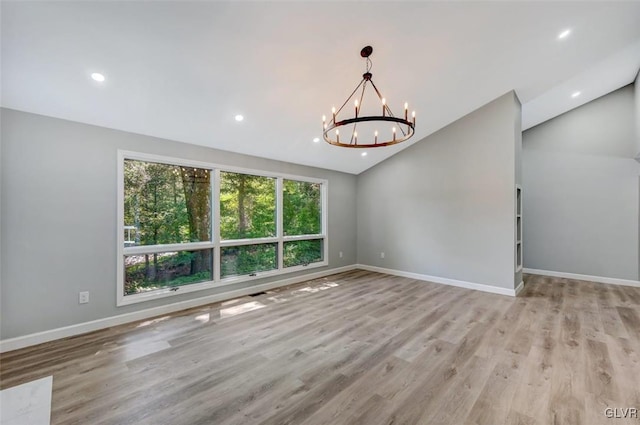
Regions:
[[323, 181, 329, 264], [277, 177, 284, 271], [117, 151, 126, 306], [282, 234, 324, 242], [219, 237, 279, 247], [213, 168, 221, 282], [123, 241, 215, 256]]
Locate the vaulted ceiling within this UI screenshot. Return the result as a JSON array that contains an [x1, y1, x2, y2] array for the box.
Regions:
[[2, 1, 640, 174]]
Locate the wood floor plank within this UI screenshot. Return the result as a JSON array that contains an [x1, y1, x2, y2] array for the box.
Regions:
[[583, 338, 618, 402], [617, 306, 640, 342], [510, 343, 554, 420], [546, 284, 587, 425], [420, 354, 494, 425], [463, 359, 523, 425]]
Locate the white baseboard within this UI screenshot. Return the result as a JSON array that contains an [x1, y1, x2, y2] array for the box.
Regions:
[[523, 268, 640, 288], [515, 280, 525, 296], [355, 264, 519, 297], [0, 265, 357, 354]]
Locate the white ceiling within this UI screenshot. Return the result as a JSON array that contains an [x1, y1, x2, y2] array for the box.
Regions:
[[2, 1, 640, 174]]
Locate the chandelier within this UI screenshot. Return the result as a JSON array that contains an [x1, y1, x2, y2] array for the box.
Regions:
[[322, 46, 415, 148]]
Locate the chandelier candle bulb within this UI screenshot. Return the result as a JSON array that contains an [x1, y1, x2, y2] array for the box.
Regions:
[[412, 111, 416, 125], [382, 98, 386, 116], [355, 99, 359, 118], [332, 107, 336, 123], [392, 127, 396, 141], [375, 130, 378, 144], [336, 129, 339, 143], [404, 103, 408, 121], [354, 131, 358, 144]]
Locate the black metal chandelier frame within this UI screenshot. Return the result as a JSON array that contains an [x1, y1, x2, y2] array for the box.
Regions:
[[322, 45, 415, 148]]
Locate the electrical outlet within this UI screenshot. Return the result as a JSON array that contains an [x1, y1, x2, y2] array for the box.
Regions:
[[380, 252, 385, 259], [339, 251, 343, 258], [79, 291, 89, 304]]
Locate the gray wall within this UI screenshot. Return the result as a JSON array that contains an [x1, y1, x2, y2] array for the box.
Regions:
[[0, 110, 3, 321], [0, 108, 358, 339], [636, 70, 640, 158], [523, 84, 639, 280], [357, 92, 521, 291]]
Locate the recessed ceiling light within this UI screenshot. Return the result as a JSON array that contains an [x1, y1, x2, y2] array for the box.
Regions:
[[313, 137, 320, 143], [91, 72, 105, 82], [557, 29, 571, 40], [234, 114, 244, 122], [571, 91, 581, 98], [361, 152, 367, 157]]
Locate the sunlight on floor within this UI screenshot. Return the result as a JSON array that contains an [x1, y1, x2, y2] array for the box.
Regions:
[[220, 301, 266, 318], [267, 296, 289, 303], [136, 316, 170, 328], [121, 340, 171, 362], [194, 313, 210, 323], [293, 281, 340, 294]]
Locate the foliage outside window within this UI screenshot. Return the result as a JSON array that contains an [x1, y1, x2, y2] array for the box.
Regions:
[[119, 152, 327, 305], [221, 244, 278, 278], [283, 180, 321, 236], [124, 250, 213, 295], [220, 172, 276, 240], [284, 240, 323, 268]]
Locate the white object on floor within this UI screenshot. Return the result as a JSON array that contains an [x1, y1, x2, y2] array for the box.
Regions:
[[0, 376, 52, 425]]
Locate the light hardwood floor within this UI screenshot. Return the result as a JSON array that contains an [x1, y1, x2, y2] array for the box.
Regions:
[[1, 270, 639, 425]]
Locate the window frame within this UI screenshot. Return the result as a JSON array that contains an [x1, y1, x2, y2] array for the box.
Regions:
[[117, 150, 328, 306]]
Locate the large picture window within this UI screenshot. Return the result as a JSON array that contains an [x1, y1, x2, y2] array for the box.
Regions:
[[117, 151, 327, 306]]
